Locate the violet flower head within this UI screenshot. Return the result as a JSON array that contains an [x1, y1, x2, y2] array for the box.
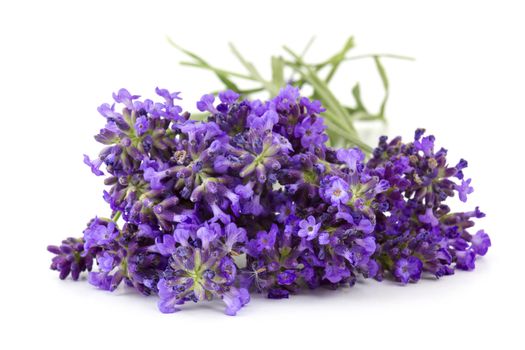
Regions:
[[157, 246, 249, 315], [47, 237, 93, 280], [369, 130, 490, 282]]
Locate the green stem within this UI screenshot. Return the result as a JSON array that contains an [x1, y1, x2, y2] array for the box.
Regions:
[[229, 43, 278, 96], [112, 210, 122, 223], [324, 119, 373, 153]]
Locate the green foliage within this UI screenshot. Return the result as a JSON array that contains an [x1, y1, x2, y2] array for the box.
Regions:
[[168, 36, 413, 152]]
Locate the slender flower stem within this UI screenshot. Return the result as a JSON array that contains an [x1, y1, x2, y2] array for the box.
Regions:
[[112, 210, 122, 223]]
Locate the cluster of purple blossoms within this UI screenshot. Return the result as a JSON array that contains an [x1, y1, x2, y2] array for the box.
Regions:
[[48, 86, 490, 315], [367, 131, 491, 281]]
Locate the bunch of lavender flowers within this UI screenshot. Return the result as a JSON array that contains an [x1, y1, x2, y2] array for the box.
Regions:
[[48, 85, 490, 315], [367, 131, 491, 282]]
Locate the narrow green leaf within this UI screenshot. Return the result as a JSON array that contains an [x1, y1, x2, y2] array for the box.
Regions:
[[229, 43, 262, 81], [304, 67, 357, 132], [373, 56, 389, 119], [167, 37, 207, 65], [324, 118, 373, 153], [283, 45, 359, 133], [216, 75, 239, 91], [325, 36, 355, 83], [374, 56, 389, 90], [322, 110, 357, 137], [300, 36, 316, 58], [236, 87, 266, 95], [271, 56, 285, 90], [351, 83, 367, 112], [229, 43, 277, 95], [168, 37, 241, 91]]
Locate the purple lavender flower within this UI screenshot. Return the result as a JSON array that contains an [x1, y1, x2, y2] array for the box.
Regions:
[[394, 257, 423, 284], [97, 251, 116, 272], [196, 222, 221, 249], [88, 270, 124, 291], [247, 225, 278, 256], [222, 287, 250, 316], [134, 115, 150, 136], [223, 222, 247, 253], [471, 230, 491, 256], [294, 116, 328, 148], [196, 94, 217, 113], [456, 178, 474, 202], [247, 107, 279, 131], [355, 237, 376, 255], [157, 247, 249, 315], [276, 201, 296, 224], [274, 85, 300, 111], [97, 103, 121, 121], [156, 234, 177, 256], [88, 271, 114, 290], [369, 130, 489, 281], [323, 260, 350, 283], [268, 288, 290, 299], [336, 147, 365, 174], [83, 154, 104, 176], [318, 232, 331, 245], [218, 90, 239, 104], [83, 218, 119, 249], [456, 250, 476, 270], [112, 88, 139, 109], [155, 87, 181, 106], [277, 270, 297, 285], [418, 207, 439, 227], [300, 97, 325, 114], [321, 176, 350, 205], [47, 237, 93, 280], [414, 135, 435, 156], [298, 216, 321, 240]]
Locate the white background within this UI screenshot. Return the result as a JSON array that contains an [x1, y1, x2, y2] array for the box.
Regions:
[[1, 1, 523, 349]]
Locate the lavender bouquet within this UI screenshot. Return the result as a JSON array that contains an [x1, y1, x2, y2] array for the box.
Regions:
[[48, 39, 490, 316]]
